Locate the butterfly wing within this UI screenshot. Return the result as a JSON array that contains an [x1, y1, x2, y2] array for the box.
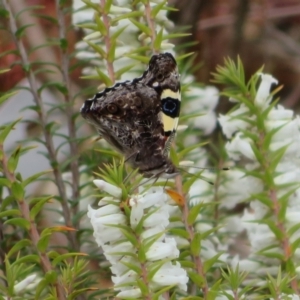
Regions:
[[138, 53, 181, 155]]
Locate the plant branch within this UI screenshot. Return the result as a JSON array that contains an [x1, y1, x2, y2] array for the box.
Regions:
[[144, 1, 157, 53], [55, 0, 81, 231], [3, 0, 77, 249], [175, 175, 209, 298], [0, 144, 65, 300], [100, 0, 115, 83]]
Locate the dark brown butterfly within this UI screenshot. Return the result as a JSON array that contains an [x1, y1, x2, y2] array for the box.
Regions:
[[80, 53, 181, 178]]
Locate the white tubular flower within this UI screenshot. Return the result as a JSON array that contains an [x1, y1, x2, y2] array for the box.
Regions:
[[146, 237, 179, 261], [14, 274, 40, 294], [218, 105, 250, 138], [88, 182, 187, 297], [184, 85, 219, 136], [151, 262, 188, 292], [254, 73, 278, 108], [116, 287, 142, 299], [226, 133, 255, 161], [241, 208, 276, 252], [93, 179, 122, 198]]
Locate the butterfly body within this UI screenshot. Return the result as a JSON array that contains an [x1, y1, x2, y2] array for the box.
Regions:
[[81, 53, 181, 178]]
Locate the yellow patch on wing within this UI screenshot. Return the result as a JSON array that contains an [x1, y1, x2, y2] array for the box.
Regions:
[[161, 89, 181, 133], [161, 89, 181, 101], [162, 114, 178, 132]]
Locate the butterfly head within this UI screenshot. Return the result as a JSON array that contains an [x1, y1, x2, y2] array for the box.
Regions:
[[140, 52, 180, 92]]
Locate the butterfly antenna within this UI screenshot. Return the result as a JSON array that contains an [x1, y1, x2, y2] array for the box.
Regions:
[[129, 174, 160, 194], [180, 168, 214, 185], [180, 165, 230, 171]]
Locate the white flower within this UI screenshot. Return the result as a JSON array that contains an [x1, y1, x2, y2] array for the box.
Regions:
[[116, 287, 142, 299], [194, 110, 217, 135], [93, 179, 122, 198], [218, 104, 250, 138], [242, 208, 276, 252], [226, 133, 255, 161], [88, 181, 186, 295], [231, 256, 261, 272], [87, 204, 126, 246], [14, 274, 40, 294], [152, 262, 188, 291], [254, 73, 278, 108], [219, 169, 263, 210], [146, 237, 179, 261]]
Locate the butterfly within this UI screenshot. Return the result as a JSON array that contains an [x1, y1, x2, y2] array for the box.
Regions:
[[80, 53, 181, 178]]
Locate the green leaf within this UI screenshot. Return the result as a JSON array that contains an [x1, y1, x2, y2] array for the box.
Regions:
[[4, 217, 30, 230], [136, 278, 148, 296], [85, 40, 106, 59], [187, 203, 202, 225], [1, 196, 15, 210], [168, 228, 189, 239], [59, 38, 68, 51], [0, 177, 12, 188], [151, 0, 168, 18], [288, 222, 300, 237], [35, 279, 48, 300], [120, 260, 141, 275], [30, 196, 53, 220], [7, 239, 31, 258], [15, 5, 44, 19], [129, 18, 151, 36], [22, 170, 52, 187], [178, 141, 207, 159], [258, 219, 284, 240], [137, 244, 146, 263], [203, 253, 223, 273], [7, 146, 21, 173], [0, 118, 21, 145], [0, 91, 18, 106], [94, 15, 107, 35], [190, 232, 201, 256], [52, 252, 86, 266], [291, 237, 300, 254], [181, 297, 203, 300], [107, 39, 116, 62], [0, 8, 9, 18], [111, 25, 129, 41], [147, 260, 165, 280], [179, 260, 194, 269], [11, 182, 24, 201], [115, 63, 136, 79], [95, 68, 112, 86], [119, 228, 138, 247], [13, 254, 40, 265], [38, 81, 68, 95], [37, 234, 51, 253], [15, 24, 34, 39], [188, 270, 205, 288], [111, 11, 143, 24], [0, 209, 21, 218], [104, 0, 113, 13], [153, 28, 163, 50]]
